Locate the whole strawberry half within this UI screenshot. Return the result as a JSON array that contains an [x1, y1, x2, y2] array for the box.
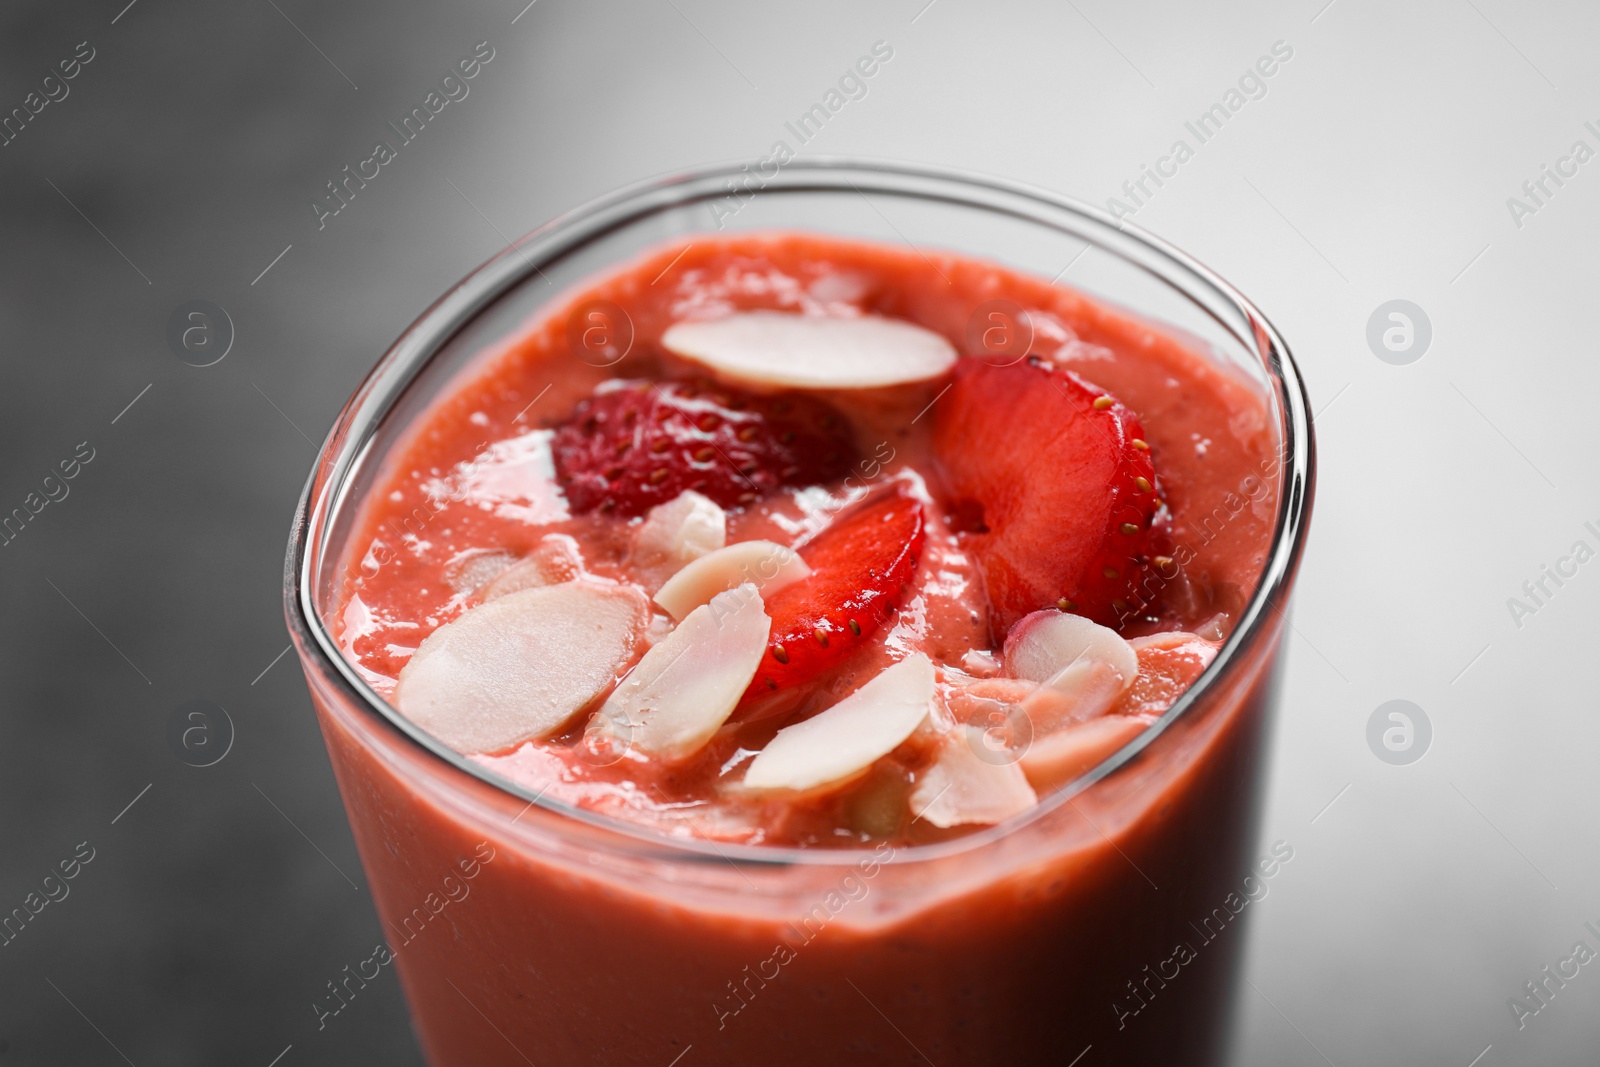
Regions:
[[739, 489, 926, 716], [551, 379, 856, 517], [933, 356, 1164, 637]]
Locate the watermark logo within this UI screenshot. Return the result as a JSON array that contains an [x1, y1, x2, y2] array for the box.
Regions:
[[1366, 699, 1430, 765], [707, 41, 895, 229], [964, 701, 1033, 766], [1508, 920, 1600, 1030], [1506, 123, 1600, 230], [167, 700, 234, 767], [1107, 40, 1294, 220], [166, 300, 233, 367], [0, 39, 95, 150], [0, 840, 95, 949], [1506, 521, 1599, 628], [965, 300, 1034, 367], [1113, 841, 1294, 1029], [0, 440, 95, 549], [714, 840, 896, 1030], [1365, 300, 1430, 365], [314, 842, 495, 1030], [566, 300, 634, 368], [579, 715, 633, 768], [312, 42, 496, 231]]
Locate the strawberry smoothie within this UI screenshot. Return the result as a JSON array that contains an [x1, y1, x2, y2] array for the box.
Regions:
[[294, 223, 1308, 1065]]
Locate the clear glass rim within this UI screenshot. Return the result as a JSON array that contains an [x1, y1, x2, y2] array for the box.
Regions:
[[284, 157, 1316, 870]]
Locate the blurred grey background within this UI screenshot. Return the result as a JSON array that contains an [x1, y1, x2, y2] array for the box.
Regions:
[[1, 0, 1595, 1063]]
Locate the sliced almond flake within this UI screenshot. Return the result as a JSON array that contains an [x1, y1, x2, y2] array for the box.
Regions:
[[481, 535, 585, 601], [910, 726, 1038, 828], [743, 653, 935, 793], [1004, 610, 1138, 724], [594, 584, 770, 760], [395, 581, 648, 755], [959, 648, 1002, 678], [652, 539, 808, 621], [1127, 630, 1219, 654], [1116, 631, 1219, 718], [1018, 713, 1154, 793], [634, 490, 727, 570], [661, 311, 957, 390], [445, 548, 514, 595]]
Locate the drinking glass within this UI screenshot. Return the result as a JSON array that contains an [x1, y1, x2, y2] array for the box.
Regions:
[[285, 160, 1314, 1066]]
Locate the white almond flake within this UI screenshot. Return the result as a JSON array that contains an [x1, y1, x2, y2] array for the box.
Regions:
[[634, 490, 727, 569], [652, 539, 808, 621], [595, 584, 771, 760], [445, 548, 515, 595], [1128, 630, 1217, 655], [1004, 610, 1138, 722], [959, 648, 1002, 678], [661, 311, 957, 390], [1019, 714, 1152, 792], [744, 653, 935, 793], [395, 582, 649, 755], [911, 726, 1038, 828], [642, 612, 676, 647], [481, 535, 585, 600]]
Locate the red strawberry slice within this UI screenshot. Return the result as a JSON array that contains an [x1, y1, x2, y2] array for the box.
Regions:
[[739, 490, 926, 717], [933, 356, 1163, 637], [551, 379, 856, 518]]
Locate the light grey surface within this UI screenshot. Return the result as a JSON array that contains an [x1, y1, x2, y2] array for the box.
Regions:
[[0, 0, 1593, 1063]]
